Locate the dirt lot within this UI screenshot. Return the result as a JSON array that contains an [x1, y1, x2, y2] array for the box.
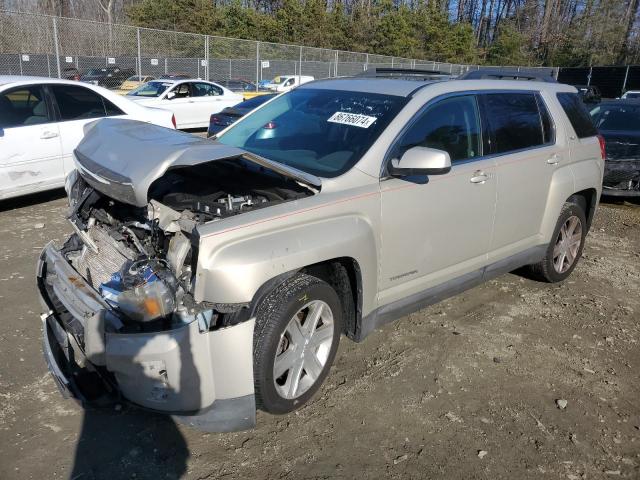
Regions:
[[0, 192, 638, 480]]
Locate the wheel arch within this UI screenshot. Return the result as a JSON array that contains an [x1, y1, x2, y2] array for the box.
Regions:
[[239, 257, 364, 342], [568, 187, 598, 231]]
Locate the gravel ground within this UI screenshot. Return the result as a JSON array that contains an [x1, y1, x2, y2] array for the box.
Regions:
[[0, 191, 638, 480]]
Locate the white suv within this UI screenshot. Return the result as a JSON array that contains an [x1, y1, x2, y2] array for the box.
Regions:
[[38, 72, 604, 431]]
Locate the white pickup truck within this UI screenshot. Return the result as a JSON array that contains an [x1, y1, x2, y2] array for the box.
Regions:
[[265, 75, 314, 93]]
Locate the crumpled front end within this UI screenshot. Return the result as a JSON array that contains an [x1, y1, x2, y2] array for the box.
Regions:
[[37, 241, 256, 432], [37, 120, 316, 430]]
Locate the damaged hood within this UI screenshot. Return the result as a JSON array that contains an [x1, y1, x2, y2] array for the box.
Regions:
[[74, 118, 321, 207]]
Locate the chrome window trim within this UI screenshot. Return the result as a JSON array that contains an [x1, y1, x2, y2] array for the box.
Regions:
[[380, 88, 559, 178]]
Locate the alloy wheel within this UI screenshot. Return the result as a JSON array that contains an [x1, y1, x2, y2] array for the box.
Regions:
[[273, 300, 334, 400], [553, 215, 583, 274]]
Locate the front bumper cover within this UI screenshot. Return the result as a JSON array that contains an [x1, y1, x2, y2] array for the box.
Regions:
[[37, 242, 256, 432], [602, 158, 640, 196]]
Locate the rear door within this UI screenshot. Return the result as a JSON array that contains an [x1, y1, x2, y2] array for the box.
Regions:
[[0, 84, 62, 199], [479, 91, 558, 260], [191, 82, 235, 126], [49, 84, 126, 174]]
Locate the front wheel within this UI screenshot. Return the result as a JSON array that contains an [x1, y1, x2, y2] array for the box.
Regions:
[[253, 273, 342, 414], [529, 200, 587, 282]]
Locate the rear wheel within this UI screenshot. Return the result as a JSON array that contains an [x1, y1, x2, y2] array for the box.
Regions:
[[529, 201, 587, 283], [253, 273, 342, 414]]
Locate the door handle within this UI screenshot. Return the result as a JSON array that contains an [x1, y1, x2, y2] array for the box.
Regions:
[[40, 131, 59, 139], [470, 171, 488, 184], [546, 153, 560, 165]]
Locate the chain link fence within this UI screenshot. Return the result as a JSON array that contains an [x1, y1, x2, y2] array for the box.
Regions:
[[0, 9, 559, 91]]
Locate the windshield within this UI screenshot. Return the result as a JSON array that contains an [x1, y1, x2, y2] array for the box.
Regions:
[[218, 88, 407, 177], [125, 75, 140, 81], [128, 81, 172, 97], [591, 104, 640, 131], [624, 92, 640, 99]]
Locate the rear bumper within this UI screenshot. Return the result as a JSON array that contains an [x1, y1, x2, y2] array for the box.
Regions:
[[37, 242, 256, 432], [603, 158, 640, 196]]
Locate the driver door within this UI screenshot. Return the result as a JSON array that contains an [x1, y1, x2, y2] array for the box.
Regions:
[[378, 94, 497, 306], [166, 82, 194, 128]]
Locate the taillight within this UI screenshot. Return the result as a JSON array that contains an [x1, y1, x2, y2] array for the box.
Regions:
[[171, 114, 176, 129], [263, 121, 276, 129], [210, 115, 225, 126], [597, 134, 606, 160]]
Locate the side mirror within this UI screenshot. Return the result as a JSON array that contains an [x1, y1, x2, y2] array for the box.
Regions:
[[166, 91, 176, 100], [389, 146, 452, 176]]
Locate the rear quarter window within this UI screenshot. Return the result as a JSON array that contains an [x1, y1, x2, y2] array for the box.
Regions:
[[556, 92, 598, 138]]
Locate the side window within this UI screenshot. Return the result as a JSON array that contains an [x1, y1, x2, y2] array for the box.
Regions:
[[192, 82, 221, 97], [171, 83, 191, 98], [51, 85, 107, 121], [103, 98, 124, 116], [0, 85, 51, 128], [396, 95, 481, 162], [481, 93, 546, 154], [556, 92, 598, 138]]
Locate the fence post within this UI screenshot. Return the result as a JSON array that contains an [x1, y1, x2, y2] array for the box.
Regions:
[[334, 50, 338, 77], [365, 53, 369, 71], [136, 28, 142, 81], [255, 41, 260, 92], [621, 65, 630, 96], [299, 46, 302, 84], [587, 66, 593, 86], [52, 17, 62, 78], [204, 35, 210, 81]]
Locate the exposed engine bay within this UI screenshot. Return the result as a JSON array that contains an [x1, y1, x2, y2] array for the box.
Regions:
[[62, 159, 313, 335]]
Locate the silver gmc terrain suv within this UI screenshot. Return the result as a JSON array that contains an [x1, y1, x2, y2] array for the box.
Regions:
[[37, 72, 604, 431]]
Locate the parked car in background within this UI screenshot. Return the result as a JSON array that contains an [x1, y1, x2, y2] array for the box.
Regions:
[[118, 75, 155, 92], [0, 76, 175, 200], [216, 78, 256, 93], [38, 74, 603, 432], [590, 99, 640, 197], [207, 93, 276, 137], [620, 90, 640, 99], [575, 85, 601, 104], [80, 67, 135, 89], [127, 79, 242, 128], [264, 75, 314, 92], [159, 73, 191, 80], [62, 67, 81, 81]]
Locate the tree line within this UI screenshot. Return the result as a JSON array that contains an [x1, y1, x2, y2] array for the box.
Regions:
[[5, 0, 640, 66]]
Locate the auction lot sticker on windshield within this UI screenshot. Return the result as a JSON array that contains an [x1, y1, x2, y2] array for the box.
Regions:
[[328, 111, 377, 128]]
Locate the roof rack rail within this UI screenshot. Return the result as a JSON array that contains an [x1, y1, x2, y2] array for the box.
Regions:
[[458, 68, 557, 83], [357, 67, 453, 81]]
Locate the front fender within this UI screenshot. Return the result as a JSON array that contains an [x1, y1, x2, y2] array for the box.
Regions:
[[193, 192, 380, 316]]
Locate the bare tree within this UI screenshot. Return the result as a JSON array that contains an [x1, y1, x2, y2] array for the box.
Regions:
[[95, 0, 115, 24]]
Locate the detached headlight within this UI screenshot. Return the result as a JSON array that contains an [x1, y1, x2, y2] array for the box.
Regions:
[[100, 259, 179, 323]]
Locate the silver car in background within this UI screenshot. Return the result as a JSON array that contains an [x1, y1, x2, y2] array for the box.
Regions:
[[37, 74, 604, 431]]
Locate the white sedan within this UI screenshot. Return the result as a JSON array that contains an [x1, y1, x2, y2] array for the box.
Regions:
[[0, 76, 175, 201], [126, 79, 243, 129]]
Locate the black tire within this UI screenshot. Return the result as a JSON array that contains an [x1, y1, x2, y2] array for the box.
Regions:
[[529, 200, 587, 283], [253, 273, 342, 414]]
